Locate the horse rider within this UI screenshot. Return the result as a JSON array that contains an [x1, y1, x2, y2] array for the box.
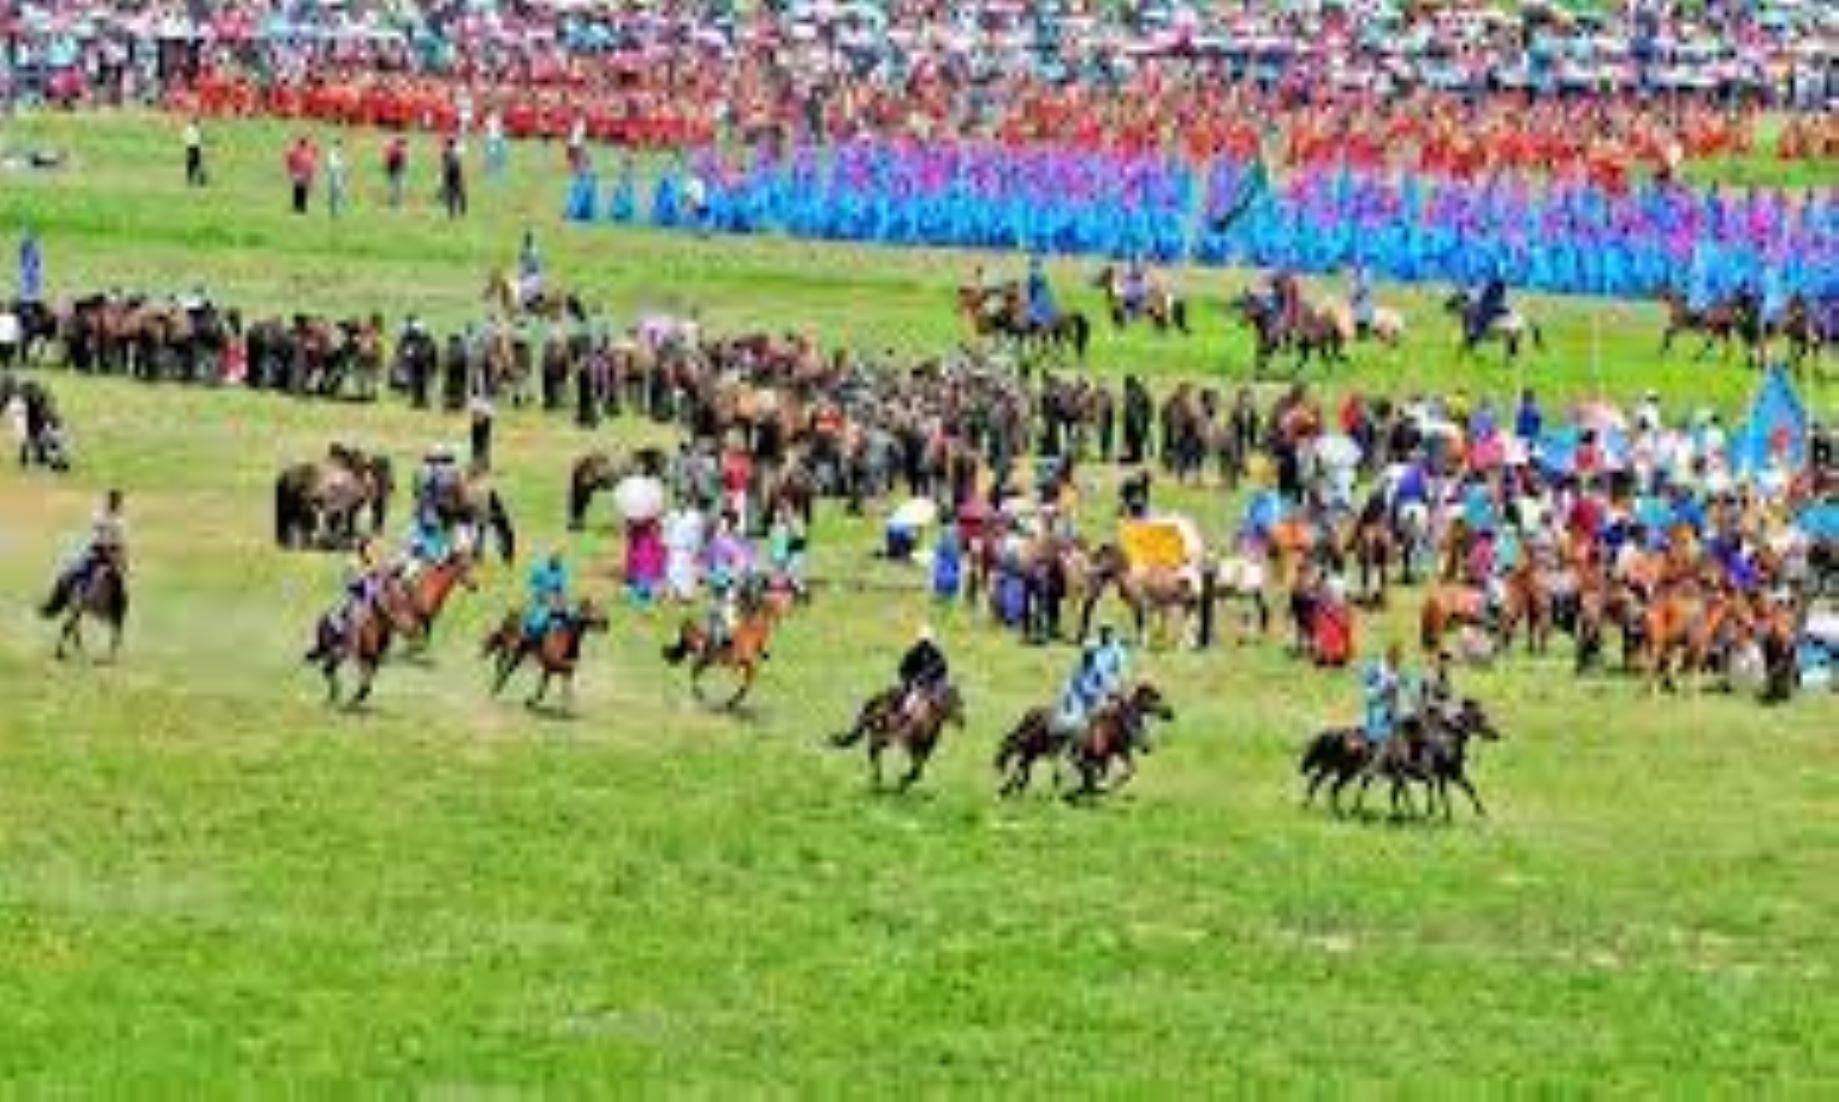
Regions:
[[1266, 269, 1301, 331], [1121, 255, 1150, 319], [895, 623, 951, 723], [1359, 643, 1405, 754], [703, 512, 750, 652], [1350, 262, 1375, 339], [1025, 254, 1059, 328], [54, 488, 127, 601], [1052, 624, 1129, 747], [517, 228, 544, 308], [1468, 273, 1510, 345], [413, 444, 458, 524], [324, 536, 388, 645], [523, 549, 571, 649]]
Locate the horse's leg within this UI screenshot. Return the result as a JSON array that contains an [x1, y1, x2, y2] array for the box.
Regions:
[[1451, 774, 1486, 818], [898, 743, 930, 790], [527, 670, 550, 709], [350, 663, 376, 709], [868, 737, 885, 789]]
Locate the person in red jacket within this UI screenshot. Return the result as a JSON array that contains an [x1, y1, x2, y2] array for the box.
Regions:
[[285, 136, 317, 215]]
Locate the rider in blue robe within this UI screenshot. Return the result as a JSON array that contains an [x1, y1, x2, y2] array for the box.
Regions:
[[1025, 255, 1058, 326], [524, 551, 570, 644]]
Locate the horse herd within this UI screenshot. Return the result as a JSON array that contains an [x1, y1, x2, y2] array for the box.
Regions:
[[952, 267, 1552, 374]]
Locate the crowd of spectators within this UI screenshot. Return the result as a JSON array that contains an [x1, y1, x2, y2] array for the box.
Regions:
[[2, 2, 1832, 173]]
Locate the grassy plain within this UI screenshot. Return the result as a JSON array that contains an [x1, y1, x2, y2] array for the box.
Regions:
[[0, 112, 1833, 1092]]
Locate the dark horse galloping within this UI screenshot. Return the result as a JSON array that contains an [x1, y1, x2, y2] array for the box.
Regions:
[[41, 557, 128, 661]]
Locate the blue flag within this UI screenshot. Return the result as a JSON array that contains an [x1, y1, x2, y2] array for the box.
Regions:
[[1733, 366, 1809, 477]]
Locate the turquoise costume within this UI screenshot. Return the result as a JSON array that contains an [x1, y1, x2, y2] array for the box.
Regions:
[[524, 555, 569, 638]]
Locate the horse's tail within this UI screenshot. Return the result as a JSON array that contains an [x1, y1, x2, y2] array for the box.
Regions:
[[830, 721, 866, 749], [1072, 313, 1090, 359], [486, 490, 517, 565], [1172, 299, 1189, 334], [1419, 598, 1441, 653], [39, 574, 72, 619], [274, 474, 295, 546], [566, 470, 590, 532], [1530, 321, 1546, 352]]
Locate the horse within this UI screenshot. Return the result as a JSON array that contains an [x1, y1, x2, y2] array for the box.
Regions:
[[830, 683, 966, 790], [1091, 264, 1189, 334], [40, 557, 128, 661], [274, 444, 393, 550], [1443, 289, 1544, 361], [1355, 696, 1503, 822], [1209, 547, 1273, 644], [1657, 289, 1747, 360], [567, 448, 663, 531], [1322, 296, 1406, 347], [1065, 682, 1176, 797], [303, 578, 418, 709], [397, 552, 477, 650], [1229, 291, 1345, 375], [1347, 509, 1394, 608], [431, 469, 518, 564], [1080, 543, 1204, 649], [1419, 584, 1491, 655], [1299, 724, 1375, 815], [957, 283, 1090, 363], [481, 599, 610, 711], [660, 590, 783, 709], [484, 268, 586, 325]]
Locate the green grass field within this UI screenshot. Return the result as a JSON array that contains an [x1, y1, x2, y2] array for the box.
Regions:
[[0, 112, 1835, 1092]]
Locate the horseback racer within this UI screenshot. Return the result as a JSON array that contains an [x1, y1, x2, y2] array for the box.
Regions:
[[1052, 624, 1129, 747], [52, 489, 128, 604], [523, 550, 571, 650], [896, 624, 951, 723]]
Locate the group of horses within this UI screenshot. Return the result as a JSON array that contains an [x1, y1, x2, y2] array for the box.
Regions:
[[951, 266, 1566, 376], [1300, 692, 1504, 821], [827, 676, 1177, 799], [1656, 288, 1831, 372]]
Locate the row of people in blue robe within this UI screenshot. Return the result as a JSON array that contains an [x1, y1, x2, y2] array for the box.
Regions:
[[565, 145, 1833, 308]]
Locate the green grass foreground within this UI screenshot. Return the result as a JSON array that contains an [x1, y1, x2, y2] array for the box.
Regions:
[[0, 113, 1834, 1091]]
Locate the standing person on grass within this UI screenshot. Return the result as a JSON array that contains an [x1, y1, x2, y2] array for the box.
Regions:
[[326, 138, 349, 219], [440, 136, 467, 219], [285, 135, 316, 215], [183, 116, 206, 186], [384, 134, 408, 208]]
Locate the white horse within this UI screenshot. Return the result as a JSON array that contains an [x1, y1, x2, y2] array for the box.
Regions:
[[1323, 297, 1406, 347], [1210, 540, 1273, 643]]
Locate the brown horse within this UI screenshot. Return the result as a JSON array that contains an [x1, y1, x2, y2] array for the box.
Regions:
[[830, 683, 966, 790], [1347, 512, 1393, 607], [40, 558, 128, 661], [661, 592, 783, 709], [1066, 682, 1176, 797], [303, 581, 417, 709], [1643, 583, 1745, 693], [1419, 584, 1490, 655], [481, 599, 610, 711], [1081, 543, 1204, 649], [995, 682, 1174, 798], [1091, 264, 1189, 334], [398, 553, 477, 649], [1658, 289, 1746, 360]]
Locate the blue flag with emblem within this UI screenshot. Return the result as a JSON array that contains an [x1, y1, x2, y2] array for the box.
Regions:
[[1732, 365, 1809, 478]]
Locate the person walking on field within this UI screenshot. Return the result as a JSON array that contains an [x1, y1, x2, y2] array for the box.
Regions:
[[285, 136, 317, 215], [183, 117, 206, 186]]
